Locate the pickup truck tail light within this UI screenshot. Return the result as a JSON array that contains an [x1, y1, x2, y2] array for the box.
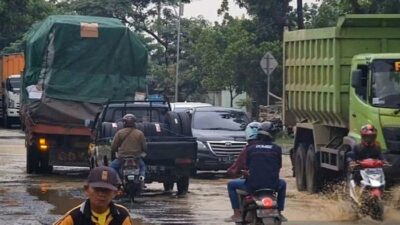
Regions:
[[39, 138, 48, 152]]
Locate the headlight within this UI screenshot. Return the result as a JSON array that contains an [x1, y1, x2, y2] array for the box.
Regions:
[[197, 141, 208, 150]]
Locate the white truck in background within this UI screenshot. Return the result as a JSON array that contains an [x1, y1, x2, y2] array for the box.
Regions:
[[0, 54, 24, 128], [3, 74, 21, 127]]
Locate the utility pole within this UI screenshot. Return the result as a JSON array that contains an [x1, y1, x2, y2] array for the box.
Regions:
[[174, 2, 183, 102]]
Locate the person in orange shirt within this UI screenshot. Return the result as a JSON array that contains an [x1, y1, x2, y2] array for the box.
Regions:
[[53, 166, 133, 225]]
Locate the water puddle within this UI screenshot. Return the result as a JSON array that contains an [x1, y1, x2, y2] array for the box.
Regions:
[[26, 182, 84, 215]]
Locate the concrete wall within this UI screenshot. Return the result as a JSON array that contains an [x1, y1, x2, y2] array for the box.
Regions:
[[207, 90, 248, 110]]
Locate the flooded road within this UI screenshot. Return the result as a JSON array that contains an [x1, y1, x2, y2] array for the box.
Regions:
[[0, 128, 399, 225]]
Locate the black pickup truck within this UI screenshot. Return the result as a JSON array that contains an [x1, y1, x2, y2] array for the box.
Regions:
[[87, 100, 197, 194]]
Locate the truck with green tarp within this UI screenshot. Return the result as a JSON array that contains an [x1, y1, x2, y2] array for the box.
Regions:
[[283, 14, 400, 193], [21, 15, 148, 173]]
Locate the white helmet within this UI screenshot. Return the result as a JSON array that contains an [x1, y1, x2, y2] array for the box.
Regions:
[[245, 122, 261, 141]]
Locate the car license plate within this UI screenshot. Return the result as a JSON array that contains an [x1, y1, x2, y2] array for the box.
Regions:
[[218, 156, 232, 162]]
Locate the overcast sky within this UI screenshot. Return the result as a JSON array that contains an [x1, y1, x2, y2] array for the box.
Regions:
[[183, 0, 320, 22]]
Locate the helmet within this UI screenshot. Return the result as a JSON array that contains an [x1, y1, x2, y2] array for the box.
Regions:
[[258, 121, 274, 139], [122, 114, 136, 127], [360, 124, 377, 145], [245, 122, 261, 141]]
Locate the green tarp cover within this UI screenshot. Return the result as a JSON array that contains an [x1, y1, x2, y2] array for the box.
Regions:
[[23, 15, 148, 104]]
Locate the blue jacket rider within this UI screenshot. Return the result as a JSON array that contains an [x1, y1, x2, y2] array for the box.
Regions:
[[225, 122, 286, 222]]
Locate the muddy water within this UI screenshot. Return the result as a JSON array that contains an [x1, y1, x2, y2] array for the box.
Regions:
[[0, 128, 399, 225]]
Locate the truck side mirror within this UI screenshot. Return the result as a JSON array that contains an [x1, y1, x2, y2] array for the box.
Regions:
[[351, 70, 362, 88], [84, 119, 94, 129]]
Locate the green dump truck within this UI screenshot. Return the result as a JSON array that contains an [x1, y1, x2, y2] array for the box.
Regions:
[[21, 15, 148, 173], [283, 14, 400, 193]]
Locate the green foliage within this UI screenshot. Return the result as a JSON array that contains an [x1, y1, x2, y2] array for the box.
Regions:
[[304, 0, 400, 28], [189, 18, 282, 106], [0, 0, 54, 53]]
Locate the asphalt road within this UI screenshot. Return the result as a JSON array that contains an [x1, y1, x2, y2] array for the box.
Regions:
[[0, 128, 399, 225]]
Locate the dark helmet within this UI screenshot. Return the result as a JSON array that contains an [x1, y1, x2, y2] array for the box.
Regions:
[[360, 124, 377, 145], [257, 121, 274, 139], [122, 114, 136, 127]]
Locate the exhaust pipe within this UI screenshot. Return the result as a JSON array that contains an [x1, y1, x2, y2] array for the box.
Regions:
[[139, 176, 145, 181]]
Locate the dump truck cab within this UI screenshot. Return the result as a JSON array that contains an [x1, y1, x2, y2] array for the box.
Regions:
[[350, 54, 400, 179]]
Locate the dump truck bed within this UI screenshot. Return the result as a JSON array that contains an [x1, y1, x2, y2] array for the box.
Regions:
[[283, 14, 400, 128]]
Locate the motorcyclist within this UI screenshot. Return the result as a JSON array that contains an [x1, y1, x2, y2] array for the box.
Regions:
[[346, 124, 386, 183], [225, 121, 287, 222], [110, 114, 147, 180], [347, 124, 385, 167]]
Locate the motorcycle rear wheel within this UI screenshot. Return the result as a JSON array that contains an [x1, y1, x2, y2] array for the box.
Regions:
[[262, 218, 281, 225]]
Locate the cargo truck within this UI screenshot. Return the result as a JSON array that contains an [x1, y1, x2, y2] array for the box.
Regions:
[[21, 15, 148, 173], [0, 54, 24, 127], [284, 14, 400, 193]]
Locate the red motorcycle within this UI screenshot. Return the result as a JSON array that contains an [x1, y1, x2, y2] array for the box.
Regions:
[[348, 158, 389, 220]]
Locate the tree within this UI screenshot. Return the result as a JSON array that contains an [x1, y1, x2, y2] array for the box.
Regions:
[[0, 0, 54, 53], [296, 0, 305, 29], [189, 17, 282, 106], [305, 0, 400, 29], [234, 0, 291, 40]]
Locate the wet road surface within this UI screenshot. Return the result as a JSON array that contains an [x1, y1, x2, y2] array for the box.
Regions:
[[0, 128, 400, 225]]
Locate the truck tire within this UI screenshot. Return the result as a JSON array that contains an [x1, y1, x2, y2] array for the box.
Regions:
[[177, 112, 192, 136], [3, 113, 10, 128], [177, 175, 189, 195], [26, 146, 39, 174], [165, 112, 182, 135], [305, 145, 319, 193], [144, 122, 168, 136], [39, 151, 53, 174], [295, 144, 307, 191], [163, 181, 174, 193], [135, 123, 144, 132], [102, 122, 113, 138]]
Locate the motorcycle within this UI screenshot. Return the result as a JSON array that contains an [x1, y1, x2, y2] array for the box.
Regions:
[[236, 188, 282, 225], [119, 155, 145, 202], [347, 158, 388, 221]]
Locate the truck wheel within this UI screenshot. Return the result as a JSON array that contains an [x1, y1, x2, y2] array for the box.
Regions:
[[165, 112, 182, 135], [145, 122, 168, 136], [306, 145, 319, 193], [177, 112, 192, 136], [136, 123, 144, 133], [39, 151, 53, 174], [3, 113, 10, 128], [177, 175, 189, 195], [163, 181, 174, 193], [295, 144, 307, 191], [26, 146, 39, 174], [102, 122, 113, 138]]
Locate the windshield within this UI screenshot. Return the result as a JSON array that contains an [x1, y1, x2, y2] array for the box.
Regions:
[[192, 110, 249, 131], [371, 59, 400, 108], [8, 78, 21, 93]]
